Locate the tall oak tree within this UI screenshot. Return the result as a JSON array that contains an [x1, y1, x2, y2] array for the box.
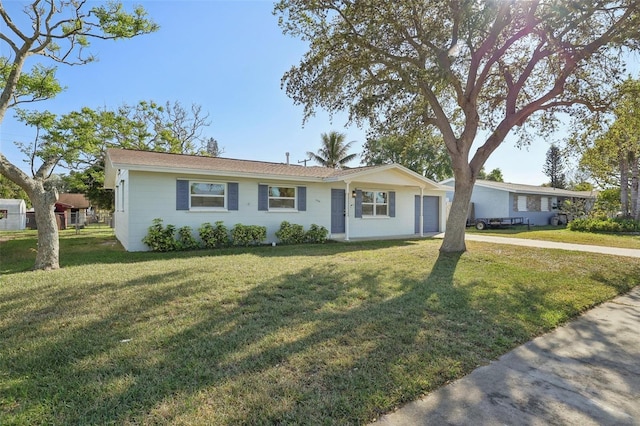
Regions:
[[275, 0, 640, 252]]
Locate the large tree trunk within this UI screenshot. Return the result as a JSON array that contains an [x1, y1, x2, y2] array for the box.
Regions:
[[620, 152, 630, 217], [631, 153, 639, 221], [1, 153, 61, 271], [440, 175, 474, 253], [29, 183, 60, 271]]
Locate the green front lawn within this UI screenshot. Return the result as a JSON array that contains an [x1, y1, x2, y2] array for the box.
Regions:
[[467, 225, 640, 249], [1, 226, 638, 424]]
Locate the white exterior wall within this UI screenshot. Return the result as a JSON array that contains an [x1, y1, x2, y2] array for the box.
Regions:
[[470, 186, 509, 218], [0, 199, 26, 231], [116, 170, 447, 251], [123, 171, 334, 251], [345, 187, 444, 239]]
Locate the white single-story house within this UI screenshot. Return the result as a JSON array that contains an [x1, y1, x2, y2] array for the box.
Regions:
[[0, 199, 27, 231], [104, 149, 449, 252], [441, 178, 597, 226]]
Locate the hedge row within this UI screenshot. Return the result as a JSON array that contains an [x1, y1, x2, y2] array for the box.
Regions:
[[568, 217, 640, 233], [142, 219, 328, 252]]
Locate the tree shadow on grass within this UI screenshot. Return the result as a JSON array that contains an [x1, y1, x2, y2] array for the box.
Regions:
[[380, 287, 640, 425], [0, 235, 427, 275], [2, 248, 638, 424]]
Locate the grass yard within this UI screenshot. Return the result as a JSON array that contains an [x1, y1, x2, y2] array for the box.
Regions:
[[1, 226, 639, 424], [467, 225, 640, 249]]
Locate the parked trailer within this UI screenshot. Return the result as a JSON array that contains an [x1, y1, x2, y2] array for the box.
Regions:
[[470, 217, 529, 230]]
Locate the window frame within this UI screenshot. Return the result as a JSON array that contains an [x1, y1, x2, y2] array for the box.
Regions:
[[189, 181, 227, 210], [268, 185, 297, 210], [540, 196, 549, 212], [517, 195, 528, 212], [361, 189, 389, 217]]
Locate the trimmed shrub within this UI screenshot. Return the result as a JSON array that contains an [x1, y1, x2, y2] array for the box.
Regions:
[[142, 218, 178, 252], [199, 221, 231, 249], [231, 223, 266, 246], [305, 224, 329, 244], [568, 217, 640, 233], [275, 221, 306, 244], [177, 226, 199, 250]]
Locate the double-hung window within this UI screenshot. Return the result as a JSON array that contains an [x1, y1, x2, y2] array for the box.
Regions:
[[177, 180, 237, 211], [362, 190, 388, 216], [258, 184, 305, 211], [268, 186, 296, 209], [191, 182, 226, 208]]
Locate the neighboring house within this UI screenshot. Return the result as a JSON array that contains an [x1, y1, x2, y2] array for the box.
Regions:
[[24, 194, 91, 230], [104, 149, 449, 252], [56, 193, 91, 229], [441, 179, 596, 226], [0, 199, 27, 231]]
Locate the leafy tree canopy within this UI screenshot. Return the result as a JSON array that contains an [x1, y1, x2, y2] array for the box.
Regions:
[[593, 187, 622, 217], [576, 76, 640, 218], [362, 130, 452, 181], [0, 174, 30, 207], [476, 167, 504, 182], [485, 168, 504, 182], [0, 0, 158, 270], [63, 165, 114, 211], [276, 0, 640, 252], [15, 100, 215, 209]]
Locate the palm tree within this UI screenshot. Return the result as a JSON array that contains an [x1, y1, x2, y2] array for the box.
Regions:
[[307, 131, 357, 168]]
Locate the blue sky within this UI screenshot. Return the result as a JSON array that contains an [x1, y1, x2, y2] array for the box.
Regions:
[[0, 0, 625, 185]]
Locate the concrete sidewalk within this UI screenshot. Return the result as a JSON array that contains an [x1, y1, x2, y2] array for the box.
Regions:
[[373, 237, 640, 425]]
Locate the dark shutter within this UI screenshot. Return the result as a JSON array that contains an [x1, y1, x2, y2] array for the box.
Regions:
[[355, 189, 363, 218], [297, 186, 307, 211], [389, 191, 396, 217], [176, 180, 189, 210], [228, 183, 239, 211], [258, 184, 268, 211]]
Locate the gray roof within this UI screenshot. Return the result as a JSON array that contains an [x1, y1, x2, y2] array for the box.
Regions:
[[441, 178, 596, 198], [106, 148, 372, 179], [104, 149, 447, 190], [475, 180, 596, 198]]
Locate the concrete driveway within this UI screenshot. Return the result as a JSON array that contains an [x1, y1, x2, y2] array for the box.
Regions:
[[373, 236, 640, 425], [463, 234, 640, 258]]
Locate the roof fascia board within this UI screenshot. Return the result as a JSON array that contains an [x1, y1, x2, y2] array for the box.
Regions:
[[324, 163, 447, 190], [478, 183, 595, 198], [448, 179, 595, 198], [111, 163, 326, 183]]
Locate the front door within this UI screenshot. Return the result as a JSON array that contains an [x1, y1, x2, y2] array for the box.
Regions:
[[331, 189, 346, 233]]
